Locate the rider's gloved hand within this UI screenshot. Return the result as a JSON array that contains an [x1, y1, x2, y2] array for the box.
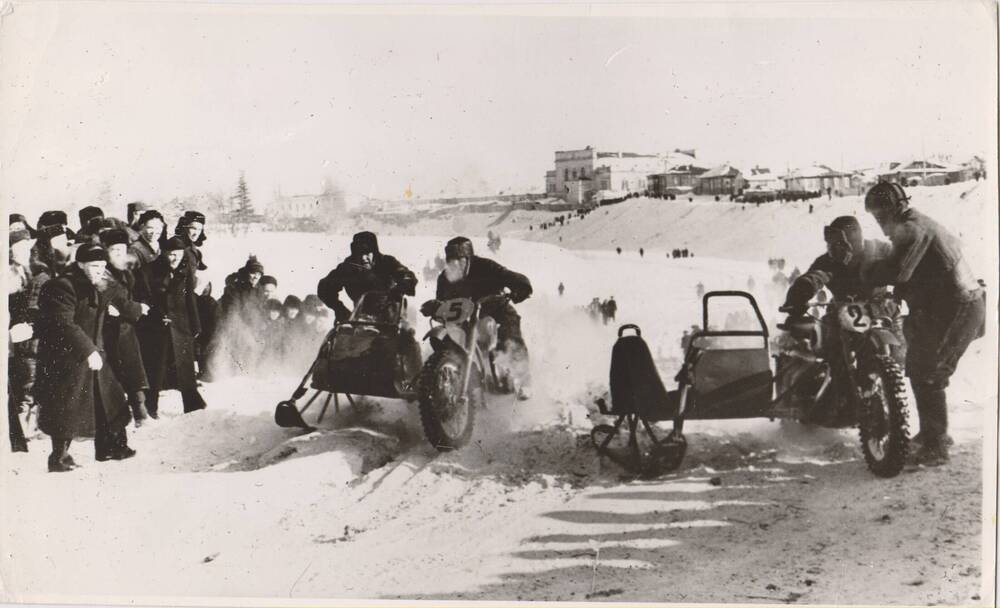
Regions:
[[420, 299, 441, 317]]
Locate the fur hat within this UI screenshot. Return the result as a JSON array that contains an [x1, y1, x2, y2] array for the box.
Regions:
[[350, 231, 380, 257], [99, 228, 130, 248], [282, 295, 302, 309], [136, 209, 165, 227], [243, 255, 264, 275], [78, 206, 104, 230], [9, 228, 33, 247], [260, 274, 277, 287], [75, 243, 108, 263], [164, 236, 188, 252]]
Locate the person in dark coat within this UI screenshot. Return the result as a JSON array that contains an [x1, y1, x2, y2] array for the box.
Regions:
[[8, 228, 36, 452], [317, 231, 417, 323], [221, 255, 266, 322], [174, 211, 208, 273], [128, 210, 166, 268], [864, 182, 986, 465], [101, 229, 152, 426], [422, 236, 533, 398], [134, 237, 206, 417], [35, 244, 136, 472]]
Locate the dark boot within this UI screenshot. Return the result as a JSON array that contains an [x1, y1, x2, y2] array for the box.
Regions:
[[48, 438, 74, 472], [912, 384, 949, 466], [129, 392, 149, 427], [145, 390, 160, 419], [8, 393, 28, 453], [181, 388, 207, 413]]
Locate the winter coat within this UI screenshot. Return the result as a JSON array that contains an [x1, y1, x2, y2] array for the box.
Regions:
[[34, 266, 131, 439], [220, 271, 265, 325], [135, 255, 201, 391], [105, 267, 149, 395], [128, 236, 161, 268], [868, 208, 980, 313], [317, 254, 417, 322], [783, 239, 893, 311], [435, 255, 532, 303]]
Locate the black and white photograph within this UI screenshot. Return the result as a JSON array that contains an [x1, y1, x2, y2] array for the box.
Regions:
[[2, 1, 997, 605]]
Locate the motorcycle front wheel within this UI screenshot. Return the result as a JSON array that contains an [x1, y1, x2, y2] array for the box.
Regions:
[[857, 354, 910, 478], [417, 349, 481, 451]]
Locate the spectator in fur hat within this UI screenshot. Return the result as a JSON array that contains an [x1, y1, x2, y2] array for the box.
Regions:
[[125, 202, 150, 245], [100, 229, 152, 426], [37, 210, 76, 241], [78, 206, 104, 232], [10, 213, 37, 238], [129, 210, 166, 268], [35, 244, 136, 471], [133, 236, 206, 417], [260, 275, 278, 300], [175, 211, 207, 272]]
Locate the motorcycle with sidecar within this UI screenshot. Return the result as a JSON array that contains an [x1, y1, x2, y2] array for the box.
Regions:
[[592, 290, 909, 478]]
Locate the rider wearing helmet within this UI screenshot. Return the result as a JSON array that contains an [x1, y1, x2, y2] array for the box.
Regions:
[[317, 231, 418, 323], [421, 236, 533, 397], [864, 181, 985, 466], [782, 216, 892, 316]]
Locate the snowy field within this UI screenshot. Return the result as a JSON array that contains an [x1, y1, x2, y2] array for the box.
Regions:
[[1, 180, 996, 604]]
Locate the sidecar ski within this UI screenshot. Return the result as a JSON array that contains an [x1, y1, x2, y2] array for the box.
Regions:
[[274, 291, 423, 430]]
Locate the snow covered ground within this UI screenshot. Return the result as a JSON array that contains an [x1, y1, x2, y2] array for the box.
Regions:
[[1, 179, 995, 604]]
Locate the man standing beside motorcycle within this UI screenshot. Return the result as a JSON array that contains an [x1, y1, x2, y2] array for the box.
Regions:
[[863, 182, 985, 466], [421, 236, 533, 400], [780, 215, 897, 425]]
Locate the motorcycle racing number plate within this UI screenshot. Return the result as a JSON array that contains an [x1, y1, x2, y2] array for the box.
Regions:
[[437, 298, 474, 324], [838, 302, 872, 333]]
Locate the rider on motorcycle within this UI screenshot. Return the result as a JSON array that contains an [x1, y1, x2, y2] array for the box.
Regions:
[[420, 236, 533, 399], [317, 231, 418, 323], [779, 215, 897, 425], [782, 215, 894, 324]]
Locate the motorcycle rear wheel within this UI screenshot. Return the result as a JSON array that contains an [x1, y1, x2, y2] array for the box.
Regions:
[[417, 349, 481, 451], [858, 354, 910, 478]]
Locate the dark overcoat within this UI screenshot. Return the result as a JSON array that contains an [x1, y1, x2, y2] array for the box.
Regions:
[[35, 266, 131, 438], [105, 267, 149, 394], [135, 256, 202, 391]]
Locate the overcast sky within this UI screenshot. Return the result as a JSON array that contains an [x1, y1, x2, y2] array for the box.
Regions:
[[1, 1, 996, 211]]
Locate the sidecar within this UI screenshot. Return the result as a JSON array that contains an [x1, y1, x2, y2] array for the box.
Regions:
[[274, 291, 423, 430], [592, 291, 778, 474]]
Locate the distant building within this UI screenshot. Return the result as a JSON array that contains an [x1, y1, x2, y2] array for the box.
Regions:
[[647, 151, 710, 197], [550, 146, 667, 203], [782, 165, 851, 193], [697, 164, 744, 195], [545, 170, 557, 195], [266, 190, 346, 229], [743, 166, 783, 192]]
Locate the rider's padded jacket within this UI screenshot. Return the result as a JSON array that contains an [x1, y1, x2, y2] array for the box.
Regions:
[[436, 255, 532, 303], [867, 208, 979, 313], [317, 254, 417, 322], [783, 239, 892, 312]]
